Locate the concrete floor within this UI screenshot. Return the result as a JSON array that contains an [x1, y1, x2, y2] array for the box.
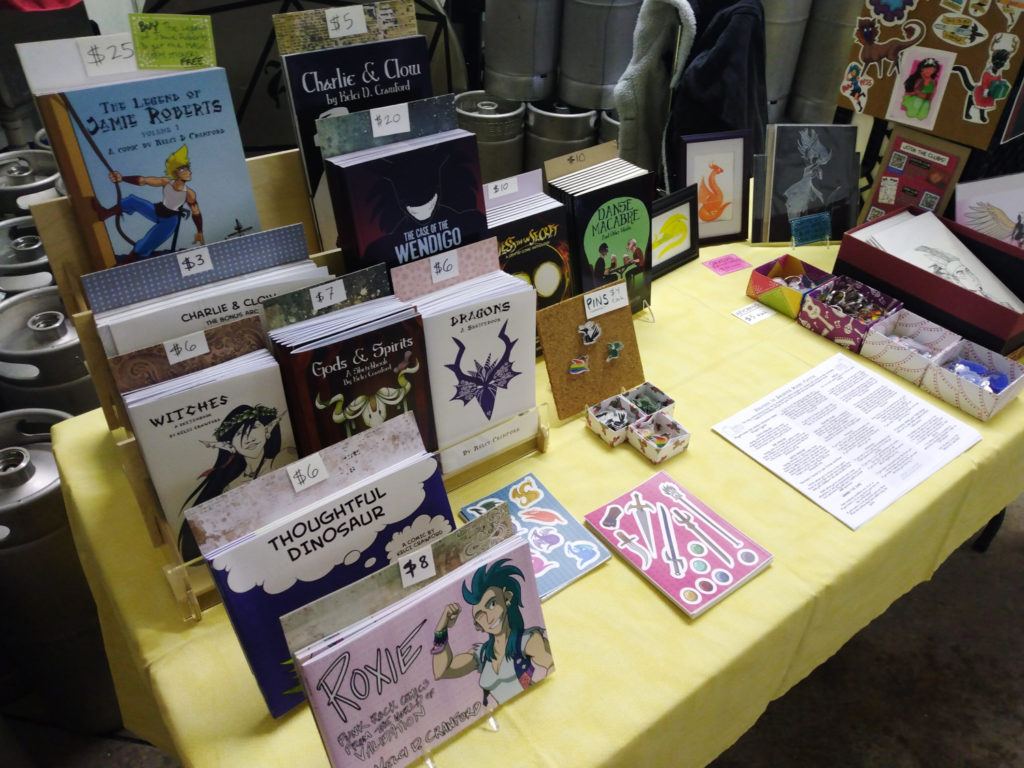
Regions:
[[5, 497, 1022, 768]]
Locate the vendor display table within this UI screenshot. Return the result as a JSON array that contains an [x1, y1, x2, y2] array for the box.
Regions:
[[53, 242, 1024, 768]]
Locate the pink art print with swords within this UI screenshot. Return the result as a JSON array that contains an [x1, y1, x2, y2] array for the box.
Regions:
[[584, 472, 772, 618]]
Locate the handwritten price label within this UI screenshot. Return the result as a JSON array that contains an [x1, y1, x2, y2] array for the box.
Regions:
[[486, 177, 519, 201], [176, 246, 213, 278], [399, 545, 437, 588], [286, 452, 329, 493], [584, 282, 629, 319], [75, 33, 138, 77], [370, 102, 410, 138], [325, 5, 369, 38], [163, 330, 209, 364], [309, 279, 348, 312], [429, 251, 459, 283], [565, 151, 586, 166], [129, 13, 215, 70]]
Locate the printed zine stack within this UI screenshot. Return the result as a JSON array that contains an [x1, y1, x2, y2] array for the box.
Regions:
[[390, 239, 537, 459], [325, 127, 487, 271], [280, 506, 553, 768], [122, 349, 297, 561], [547, 157, 654, 314], [185, 412, 455, 718], [268, 294, 437, 456]]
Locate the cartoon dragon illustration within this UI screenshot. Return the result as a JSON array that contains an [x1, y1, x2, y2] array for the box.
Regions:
[[445, 320, 520, 419], [854, 17, 926, 78], [698, 162, 730, 222]]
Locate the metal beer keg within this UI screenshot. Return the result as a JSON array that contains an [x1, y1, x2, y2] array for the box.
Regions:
[[525, 101, 597, 171], [557, 0, 642, 110], [483, 0, 562, 101], [0, 217, 48, 277], [599, 110, 620, 144], [456, 91, 526, 183], [0, 150, 60, 216], [0, 287, 98, 414], [0, 408, 120, 732]]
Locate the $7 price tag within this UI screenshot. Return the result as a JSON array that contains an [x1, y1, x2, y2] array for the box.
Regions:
[[584, 282, 629, 319], [325, 5, 369, 38], [286, 452, 329, 493], [176, 246, 213, 278], [163, 330, 209, 364], [309, 279, 347, 312], [399, 544, 436, 588], [370, 102, 410, 138]]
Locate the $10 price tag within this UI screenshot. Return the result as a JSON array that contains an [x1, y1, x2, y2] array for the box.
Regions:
[[176, 246, 213, 278], [429, 251, 459, 283], [370, 102, 410, 138], [76, 33, 138, 77], [309, 279, 348, 312], [325, 5, 369, 38], [584, 283, 629, 319], [486, 177, 518, 201], [399, 545, 437, 588], [286, 452, 329, 493], [163, 330, 209, 364]]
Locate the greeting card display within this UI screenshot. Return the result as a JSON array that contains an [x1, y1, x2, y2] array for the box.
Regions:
[[584, 472, 772, 617]]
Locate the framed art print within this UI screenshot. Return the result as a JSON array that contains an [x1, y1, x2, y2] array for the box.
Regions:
[[678, 130, 750, 245], [651, 184, 699, 278]]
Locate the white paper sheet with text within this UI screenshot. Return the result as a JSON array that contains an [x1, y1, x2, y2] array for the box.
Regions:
[[712, 354, 981, 529]]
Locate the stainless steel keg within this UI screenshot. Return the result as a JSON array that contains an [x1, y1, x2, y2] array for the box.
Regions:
[[0, 150, 60, 216], [0, 217, 48, 277], [0, 408, 120, 732], [456, 91, 526, 184], [0, 287, 99, 414], [557, 0, 642, 110], [483, 0, 562, 101], [525, 101, 598, 171], [599, 110, 620, 144], [764, 0, 814, 122]]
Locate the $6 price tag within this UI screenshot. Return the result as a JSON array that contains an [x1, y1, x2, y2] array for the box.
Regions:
[[286, 452, 329, 493], [399, 545, 436, 588], [163, 330, 209, 364]]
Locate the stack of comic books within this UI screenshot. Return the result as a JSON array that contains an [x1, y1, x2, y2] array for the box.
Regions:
[[186, 413, 455, 718], [281, 505, 553, 768]]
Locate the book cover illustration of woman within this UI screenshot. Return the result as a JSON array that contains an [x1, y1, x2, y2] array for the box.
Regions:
[[782, 128, 834, 222], [432, 558, 554, 706], [178, 404, 292, 559], [901, 57, 941, 120]]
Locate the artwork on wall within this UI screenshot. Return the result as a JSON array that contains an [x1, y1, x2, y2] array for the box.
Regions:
[[678, 130, 750, 245], [650, 184, 699, 277]]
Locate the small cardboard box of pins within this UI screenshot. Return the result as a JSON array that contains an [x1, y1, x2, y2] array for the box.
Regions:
[[585, 383, 691, 462], [746, 254, 834, 318]]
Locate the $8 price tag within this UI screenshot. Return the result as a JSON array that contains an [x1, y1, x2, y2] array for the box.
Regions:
[[286, 452, 329, 493], [176, 246, 213, 278], [325, 5, 369, 38], [370, 102, 410, 138], [163, 330, 209, 364], [76, 33, 138, 77], [429, 251, 459, 283], [584, 282, 629, 319], [309, 279, 348, 312], [399, 545, 436, 588]]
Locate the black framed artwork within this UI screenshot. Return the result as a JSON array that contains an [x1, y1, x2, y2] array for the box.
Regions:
[[650, 184, 699, 278], [678, 130, 751, 246]]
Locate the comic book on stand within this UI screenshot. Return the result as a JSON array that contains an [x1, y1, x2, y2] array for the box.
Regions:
[[269, 295, 437, 456], [122, 349, 297, 561], [461, 472, 610, 599], [583, 471, 772, 618], [186, 413, 455, 718], [34, 67, 260, 269], [325, 127, 486, 271], [548, 158, 653, 314], [281, 507, 552, 768]]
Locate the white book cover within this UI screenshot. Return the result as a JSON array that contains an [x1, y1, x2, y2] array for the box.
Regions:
[[124, 350, 297, 559], [419, 275, 537, 449]]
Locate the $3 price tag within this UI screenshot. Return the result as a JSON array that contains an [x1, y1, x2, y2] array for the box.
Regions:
[[325, 5, 369, 38], [286, 452, 329, 493], [584, 283, 629, 319], [163, 330, 209, 364], [176, 246, 213, 278], [399, 545, 436, 588], [370, 102, 410, 138]]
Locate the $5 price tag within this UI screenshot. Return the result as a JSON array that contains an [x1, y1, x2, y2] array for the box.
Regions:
[[325, 5, 369, 38], [163, 330, 209, 364], [176, 246, 213, 278], [286, 452, 329, 493], [399, 545, 436, 588], [370, 102, 410, 138], [584, 282, 629, 319]]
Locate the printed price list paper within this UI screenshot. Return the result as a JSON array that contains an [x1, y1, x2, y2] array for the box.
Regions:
[[712, 354, 981, 529]]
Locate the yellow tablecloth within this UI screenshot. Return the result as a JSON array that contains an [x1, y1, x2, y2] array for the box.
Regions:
[[53, 242, 1024, 768]]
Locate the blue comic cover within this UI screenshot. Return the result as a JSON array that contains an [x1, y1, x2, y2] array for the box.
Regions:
[[38, 67, 260, 269], [461, 473, 609, 598]]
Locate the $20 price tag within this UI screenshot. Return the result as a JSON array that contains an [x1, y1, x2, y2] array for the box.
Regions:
[[370, 102, 410, 138], [399, 545, 437, 588], [163, 330, 209, 364], [286, 452, 329, 493], [584, 283, 629, 319]]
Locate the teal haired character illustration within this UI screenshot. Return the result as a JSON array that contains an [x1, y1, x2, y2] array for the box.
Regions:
[[432, 558, 553, 705]]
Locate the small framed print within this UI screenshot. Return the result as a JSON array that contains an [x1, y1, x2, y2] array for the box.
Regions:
[[651, 184, 699, 278], [678, 130, 751, 245]]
